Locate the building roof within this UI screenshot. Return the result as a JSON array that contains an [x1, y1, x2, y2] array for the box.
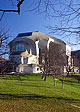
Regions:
[[9, 31, 66, 46], [17, 32, 32, 37]]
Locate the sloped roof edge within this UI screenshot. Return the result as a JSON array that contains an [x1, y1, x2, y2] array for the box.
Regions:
[[8, 31, 66, 45]]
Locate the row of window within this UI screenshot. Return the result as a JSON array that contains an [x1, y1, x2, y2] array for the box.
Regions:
[[16, 44, 24, 52]]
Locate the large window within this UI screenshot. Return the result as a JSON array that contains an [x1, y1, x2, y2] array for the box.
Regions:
[[16, 44, 24, 52]]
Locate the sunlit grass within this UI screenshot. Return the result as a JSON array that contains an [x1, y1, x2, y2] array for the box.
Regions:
[[0, 74, 79, 112]]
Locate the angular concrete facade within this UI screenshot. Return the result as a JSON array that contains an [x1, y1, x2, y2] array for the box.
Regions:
[[9, 31, 71, 73]]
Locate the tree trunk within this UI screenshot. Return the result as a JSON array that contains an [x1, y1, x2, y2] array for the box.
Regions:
[[41, 73, 44, 79], [62, 76, 64, 88], [44, 74, 47, 81], [53, 75, 56, 86]]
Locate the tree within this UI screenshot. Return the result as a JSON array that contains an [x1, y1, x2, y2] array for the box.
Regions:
[[0, 0, 24, 21], [39, 42, 67, 88], [0, 27, 10, 56], [29, 0, 80, 45], [40, 42, 66, 81], [40, 48, 50, 81], [0, 0, 24, 54], [0, 0, 24, 74], [0, 58, 18, 74], [0, 0, 24, 55], [1, 0, 79, 44]]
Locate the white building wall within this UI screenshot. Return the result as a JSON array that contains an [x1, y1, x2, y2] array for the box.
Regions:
[[28, 56, 38, 64], [33, 65, 42, 73], [66, 44, 71, 56], [35, 40, 39, 64], [21, 57, 23, 64], [35, 40, 39, 57], [66, 44, 71, 65], [47, 38, 54, 50]]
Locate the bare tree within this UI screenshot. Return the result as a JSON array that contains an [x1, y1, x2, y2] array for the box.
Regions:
[[40, 48, 50, 81], [28, 0, 80, 44], [0, 27, 10, 56], [1, 0, 79, 44], [40, 42, 66, 81], [39, 42, 68, 88], [0, 0, 79, 42], [0, 27, 18, 74], [0, 0, 24, 73], [0, 0, 24, 21], [0, 0, 24, 55]]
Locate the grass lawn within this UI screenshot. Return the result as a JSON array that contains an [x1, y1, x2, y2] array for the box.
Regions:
[[0, 74, 79, 112]]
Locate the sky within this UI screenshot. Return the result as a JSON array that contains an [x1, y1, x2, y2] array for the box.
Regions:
[[0, 0, 80, 51], [0, 0, 53, 41]]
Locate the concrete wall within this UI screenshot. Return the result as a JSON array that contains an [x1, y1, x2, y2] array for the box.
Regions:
[[9, 32, 71, 73], [74, 67, 79, 74], [66, 44, 71, 65], [10, 38, 36, 55], [16, 64, 33, 73], [16, 64, 41, 73], [28, 56, 38, 64]]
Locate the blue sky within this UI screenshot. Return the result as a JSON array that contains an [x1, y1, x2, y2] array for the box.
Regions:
[[0, 0, 80, 51], [0, 0, 54, 40]]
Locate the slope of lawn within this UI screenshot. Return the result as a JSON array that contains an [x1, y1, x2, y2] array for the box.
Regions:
[[0, 74, 79, 112]]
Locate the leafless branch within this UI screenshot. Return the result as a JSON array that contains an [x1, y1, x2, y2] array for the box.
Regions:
[[0, 0, 24, 15], [0, 9, 18, 12], [17, 0, 24, 14], [0, 12, 5, 21], [28, 0, 80, 44]]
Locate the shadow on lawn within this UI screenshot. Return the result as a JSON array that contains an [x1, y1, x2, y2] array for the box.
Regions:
[[0, 93, 79, 103]]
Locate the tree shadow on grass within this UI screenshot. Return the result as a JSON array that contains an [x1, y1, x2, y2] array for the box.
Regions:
[[0, 93, 79, 103], [14, 83, 51, 88]]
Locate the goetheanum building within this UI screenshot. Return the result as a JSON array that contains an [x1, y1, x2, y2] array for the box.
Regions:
[[9, 31, 71, 73]]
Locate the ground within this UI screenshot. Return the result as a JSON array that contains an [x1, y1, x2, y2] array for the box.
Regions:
[[0, 74, 80, 112]]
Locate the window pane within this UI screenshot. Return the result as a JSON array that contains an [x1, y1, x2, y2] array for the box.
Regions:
[[16, 44, 24, 51]]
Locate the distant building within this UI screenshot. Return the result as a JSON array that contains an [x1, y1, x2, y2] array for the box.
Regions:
[[9, 31, 71, 73], [71, 50, 80, 73]]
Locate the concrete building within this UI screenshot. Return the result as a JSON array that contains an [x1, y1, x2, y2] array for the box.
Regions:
[[71, 50, 80, 73], [9, 31, 71, 73]]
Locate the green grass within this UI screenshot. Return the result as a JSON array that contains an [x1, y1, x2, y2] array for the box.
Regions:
[[0, 74, 80, 112]]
